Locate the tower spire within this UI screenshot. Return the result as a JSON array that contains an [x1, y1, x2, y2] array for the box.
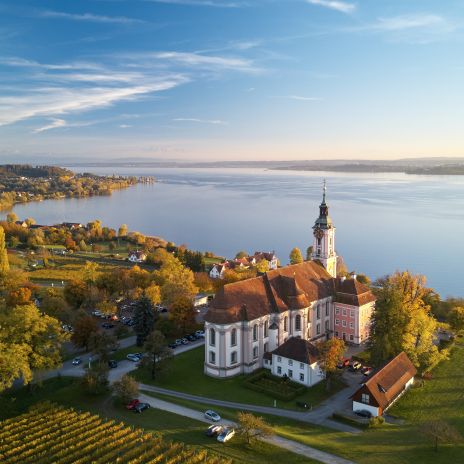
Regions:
[[322, 179, 327, 204]]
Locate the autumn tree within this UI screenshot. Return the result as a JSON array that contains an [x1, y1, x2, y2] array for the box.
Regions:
[[6, 212, 18, 223], [317, 337, 345, 390], [112, 374, 139, 404], [133, 296, 158, 346], [235, 250, 248, 259], [289, 247, 303, 265], [0, 226, 10, 276], [143, 330, 172, 380], [64, 279, 87, 308], [306, 246, 313, 261], [369, 271, 446, 371], [237, 412, 273, 445], [448, 307, 464, 332], [83, 261, 99, 285], [81, 363, 109, 395], [72, 315, 99, 351], [6, 287, 32, 307], [96, 300, 117, 316], [256, 259, 269, 274], [421, 420, 461, 452], [169, 296, 196, 334], [89, 331, 118, 364], [194, 272, 213, 293], [144, 284, 161, 306]]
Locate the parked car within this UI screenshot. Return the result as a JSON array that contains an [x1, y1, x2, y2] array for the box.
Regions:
[[361, 366, 373, 376], [134, 402, 150, 413], [108, 360, 118, 369], [354, 409, 372, 418], [337, 358, 350, 369], [126, 399, 140, 410], [349, 360, 362, 371], [101, 322, 115, 329], [168, 343, 178, 349], [91, 310, 102, 317], [174, 339, 183, 346], [195, 330, 205, 338], [127, 353, 142, 362], [204, 410, 221, 422], [186, 334, 196, 342], [181, 338, 189, 345], [217, 427, 235, 443], [72, 357, 82, 366], [206, 425, 223, 437]]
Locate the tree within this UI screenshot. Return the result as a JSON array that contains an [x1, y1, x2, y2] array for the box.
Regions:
[[317, 337, 345, 390], [355, 273, 371, 285], [194, 272, 213, 293], [306, 246, 313, 261], [6, 287, 32, 307], [133, 297, 157, 346], [81, 363, 109, 395], [369, 271, 445, 371], [237, 412, 273, 445], [112, 374, 139, 404], [89, 331, 118, 364], [64, 279, 87, 308], [289, 247, 303, 265], [255, 259, 269, 274], [6, 212, 18, 223], [118, 224, 128, 238], [143, 330, 172, 380], [169, 296, 196, 335], [96, 300, 117, 317], [421, 420, 461, 452], [25, 217, 36, 226], [235, 250, 248, 259], [83, 261, 99, 285], [0, 226, 10, 276], [71, 316, 99, 351], [448, 307, 464, 332], [144, 284, 161, 306]]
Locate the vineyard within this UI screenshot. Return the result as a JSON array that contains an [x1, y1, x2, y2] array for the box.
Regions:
[[0, 402, 230, 464]]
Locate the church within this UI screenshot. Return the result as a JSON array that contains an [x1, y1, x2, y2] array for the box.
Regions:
[[203, 183, 376, 379]]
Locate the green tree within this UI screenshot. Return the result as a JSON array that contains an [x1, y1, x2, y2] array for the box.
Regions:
[[306, 246, 313, 261], [448, 307, 464, 332], [235, 250, 248, 259], [169, 296, 196, 335], [112, 374, 139, 404], [133, 297, 157, 346], [421, 420, 461, 452], [0, 226, 10, 276], [89, 331, 118, 364], [317, 337, 345, 390], [143, 330, 172, 380], [289, 247, 303, 265], [237, 412, 273, 445], [369, 271, 445, 371], [81, 363, 109, 395], [355, 273, 371, 285]]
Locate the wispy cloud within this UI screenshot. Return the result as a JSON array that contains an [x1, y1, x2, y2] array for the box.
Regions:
[[33, 118, 67, 133], [143, 0, 245, 8], [305, 0, 356, 14], [40, 10, 144, 24], [273, 95, 323, 102], [368, 14, 447, 32], [173, 117, 227, 125]]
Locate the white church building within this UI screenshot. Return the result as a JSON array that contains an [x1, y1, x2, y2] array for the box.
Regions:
[[203, 183, 376, 379]]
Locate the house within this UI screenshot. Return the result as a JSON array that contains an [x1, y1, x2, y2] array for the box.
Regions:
[[209, 262, 229, 279], [194, 293, 209, 307], [209, 252, 279, 279], [250, 251, 279, 270], [204, 184, 376, 378], [60, 222, 84, 230], [128, 250, 147, 263], [263, 337, 324, 387], [352, 352, 417, 417]]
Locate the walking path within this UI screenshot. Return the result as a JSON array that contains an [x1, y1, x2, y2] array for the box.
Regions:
[[137, 391, 357, 464]]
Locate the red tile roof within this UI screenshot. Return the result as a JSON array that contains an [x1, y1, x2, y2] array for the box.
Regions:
[[272, 337, 319, 365]]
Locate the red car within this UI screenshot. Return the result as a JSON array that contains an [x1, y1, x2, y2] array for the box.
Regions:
[[337, 358, 350, 369], [126, 399, 140, 410]]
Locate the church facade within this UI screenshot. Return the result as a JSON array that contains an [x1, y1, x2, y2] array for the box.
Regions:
[[203, 185, 376, 378]]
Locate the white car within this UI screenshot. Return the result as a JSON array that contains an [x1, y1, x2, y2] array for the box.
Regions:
[[204, 410, 221, 422], [71, 357, 82, 365], [217, 427, 235, 443], [127, 353, 142, 362], [195, 330, 205, 338]]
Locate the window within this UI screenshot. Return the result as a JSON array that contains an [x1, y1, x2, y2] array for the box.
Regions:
[[349, 322, 354, 329], [335, 331, 339, 337], [288, 359, 293, 366], [300, 362, 304, 369], [316, 323, 321, 335], [209, 351, 216, 364], [299, 373, 304, 382], [284, 316, 288, 332], [342, 320, 347, 327], [253, 346, 258, 359], [335, 319, 340, 326], [350, 334, 354, 341], [209, 328, 216, 346], [325, 301, 329, 316], [335, 308, 340, 315], [316, 306, 321, 319], [277, 356, 282, 362], [288, 369, 293, 378], [361, 393, 370, 404], [325, 320, 329, 330], [231, 351, 237, 364], [350, 310, 355, 318], [264, 320, 268, 337], [231, 328, 237, 346], [264, 342, 269, 353], [295, 314, 301, 331], [342, 309, 347, 316], [277, 366, 282, 375], [253, 324, 258, 341]]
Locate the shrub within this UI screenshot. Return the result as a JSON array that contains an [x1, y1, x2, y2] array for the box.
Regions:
[[243, 370, 306, 401], [369, 416, 385, 428]]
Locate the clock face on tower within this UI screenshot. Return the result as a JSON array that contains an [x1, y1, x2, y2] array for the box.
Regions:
[[314, 227, 324, 240]]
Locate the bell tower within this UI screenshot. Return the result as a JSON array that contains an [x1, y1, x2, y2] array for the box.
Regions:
[[311, 180, 337, 277]]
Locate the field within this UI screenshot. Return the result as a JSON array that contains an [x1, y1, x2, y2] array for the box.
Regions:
[[132, 346, 344, 410]]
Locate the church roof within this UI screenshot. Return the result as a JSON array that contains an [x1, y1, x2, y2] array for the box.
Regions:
[[205, 261, 374, 324]]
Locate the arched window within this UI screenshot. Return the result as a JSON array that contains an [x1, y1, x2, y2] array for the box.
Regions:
[[231, 328, 237, 346], [264, 321, 268, 337], [253, 324, 258, 341], [284, 316, 288, 332], [295, 314, 301, 331], [209, 328, 216, 346]]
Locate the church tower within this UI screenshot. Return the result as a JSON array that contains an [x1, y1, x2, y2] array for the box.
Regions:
[[311, 180, 337, 277]]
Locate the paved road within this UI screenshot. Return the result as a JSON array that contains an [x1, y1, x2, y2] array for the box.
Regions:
[[137, 391, 356, 464]]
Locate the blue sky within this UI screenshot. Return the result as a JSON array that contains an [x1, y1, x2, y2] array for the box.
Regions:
[[0, 0, 463, 161]]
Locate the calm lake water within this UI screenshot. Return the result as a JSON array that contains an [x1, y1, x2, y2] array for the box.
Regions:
[[6, 167, 464, 297]]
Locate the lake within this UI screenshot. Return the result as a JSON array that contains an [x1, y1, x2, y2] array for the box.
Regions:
[[5, 167, 464, 297]]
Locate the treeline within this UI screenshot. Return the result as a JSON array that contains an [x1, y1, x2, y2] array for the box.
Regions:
[[0, 164, 72, 177]]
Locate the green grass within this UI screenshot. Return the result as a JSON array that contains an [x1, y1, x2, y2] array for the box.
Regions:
[[0, 378, 318, 464], [112, 344, 139, 361], [132, 346, 344, 410]]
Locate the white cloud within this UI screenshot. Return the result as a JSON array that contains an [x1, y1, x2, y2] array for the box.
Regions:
[[144, 0, 245, 7], [33, 118, 67, 133], [370, 14, 447, 32], [272, 95, 323, 101], [173, 118, 227, 125], [305, 0, 356, 14], [40, 10, 144, 24], [119, 124, 133, 128]]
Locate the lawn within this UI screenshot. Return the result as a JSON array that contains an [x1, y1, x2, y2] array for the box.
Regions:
[[0, 378, 318, 464], [132, 346, 344, 411]]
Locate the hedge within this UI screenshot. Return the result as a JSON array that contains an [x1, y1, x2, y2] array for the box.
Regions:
[[243, 370, 306, 401]]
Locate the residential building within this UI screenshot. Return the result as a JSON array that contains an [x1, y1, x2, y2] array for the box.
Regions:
[[128, 250, 147, 263]]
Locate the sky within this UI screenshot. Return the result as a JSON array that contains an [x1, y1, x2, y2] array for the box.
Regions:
[[0, 0, 463, 161]]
